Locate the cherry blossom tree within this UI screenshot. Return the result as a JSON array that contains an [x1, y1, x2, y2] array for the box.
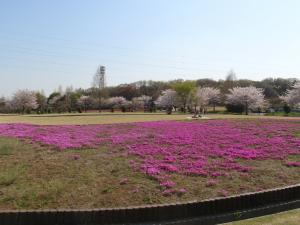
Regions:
[[106, 96, 128, 112], [77, 95, 93, 112], [281, 82, 300, 108], [11, 90, 38, 114], [226, 86, 266, 115], [196, 87, 221, 114], [132, 95, 152, 111], [195, 87, 210, 114], [208, 88, 221, 112], [156, 89, 177, 114]]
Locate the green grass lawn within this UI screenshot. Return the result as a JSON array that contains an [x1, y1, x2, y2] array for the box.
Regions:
[[0, 112, 299, 125], [266, 111, 300, 117], [0, 113, 191, 125], [222, 208, 300, 225]]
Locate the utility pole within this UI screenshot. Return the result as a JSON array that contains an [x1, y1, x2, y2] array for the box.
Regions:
[[99, 66, 106, 89]]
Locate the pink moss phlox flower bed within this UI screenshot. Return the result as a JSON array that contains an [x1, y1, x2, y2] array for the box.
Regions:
[[285, 161, 300, 167], [0, 120, 299, 193]]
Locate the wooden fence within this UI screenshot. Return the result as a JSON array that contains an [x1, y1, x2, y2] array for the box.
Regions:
[[0, 184, 299, 225]]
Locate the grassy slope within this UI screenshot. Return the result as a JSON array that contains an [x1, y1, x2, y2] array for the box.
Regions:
[[0, 134, 299, 209], [222, 208, 300, 225], [0, 115, 299, 209]]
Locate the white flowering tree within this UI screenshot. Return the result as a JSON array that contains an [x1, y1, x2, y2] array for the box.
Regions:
[[226, 86, 266, 115], [11, 90, 38, 114], [156, 89, 177, 114], [77, 95, 93, 112], [196, 87, 221, 114], [195, 87, 210, 114], [208, 88, 221, 112], [106, 96, 128, 112], [132, 95, 152, 111], [281, 82, 300, 108]]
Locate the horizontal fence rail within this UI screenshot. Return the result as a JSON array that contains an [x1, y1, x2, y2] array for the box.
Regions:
[[0, 184, 299, 225]]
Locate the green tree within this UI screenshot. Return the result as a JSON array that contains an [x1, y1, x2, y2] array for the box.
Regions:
[[172, 81, 196, 112], [35, 91, 47, 114]]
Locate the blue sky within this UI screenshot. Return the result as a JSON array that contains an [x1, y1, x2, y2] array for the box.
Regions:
[[0, 0, 300, 96]]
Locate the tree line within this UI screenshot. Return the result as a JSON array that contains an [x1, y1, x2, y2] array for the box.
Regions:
[[0, 73, 299, 115]]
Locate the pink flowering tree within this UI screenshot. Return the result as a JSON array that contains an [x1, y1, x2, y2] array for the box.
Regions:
[[196, 87, 221, 114], [226, 86, 266, 115], [208, 88, 221, 112], [281, 82, 300, 108], [11, 90, 38, 114], [132, 95, 152, 111], [156, 89, 177, 114], [77, 95, 93, 112], [106, 96, 128, 112]]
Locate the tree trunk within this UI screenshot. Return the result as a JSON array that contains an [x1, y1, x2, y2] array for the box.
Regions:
[[98, 89, 102, 112], [167, 106, 172, 115], [98, 96, 101, 112]]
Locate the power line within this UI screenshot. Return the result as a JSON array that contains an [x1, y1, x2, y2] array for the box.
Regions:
[[0, 45, 229, 73], [0, 29, 297, 78], [0, 30, 241, 68]]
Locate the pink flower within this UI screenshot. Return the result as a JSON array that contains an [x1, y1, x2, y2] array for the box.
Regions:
[[218, 189, 229, 197], [205, 180, 217, 187], [72, 155, 81, 160], [132, 188, 139, 194], [162, 189, 175, 196], [211, 172, 222, 177], [145, 167, 160, 176], [120, 178, 128, 185], [285, 161, 300, 167], [160, 180, 176, 188], [177, 188, 187, 196], [0, 119, 299, 191], [240, 173, 250, 179]]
